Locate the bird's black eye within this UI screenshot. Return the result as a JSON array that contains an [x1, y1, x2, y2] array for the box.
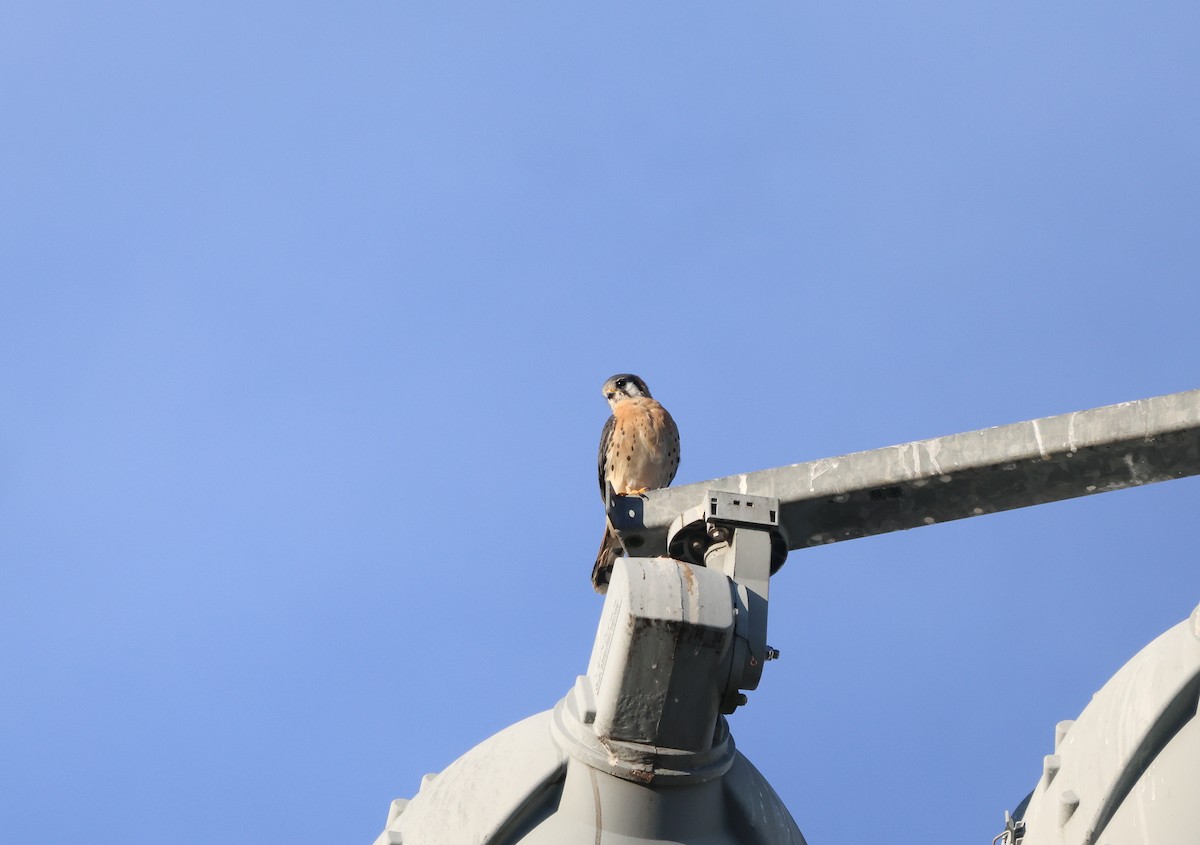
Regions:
[[616, 379, 627, 389]]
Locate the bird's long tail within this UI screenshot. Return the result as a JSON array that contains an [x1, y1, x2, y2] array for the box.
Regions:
[[592, 521, 623, 594]]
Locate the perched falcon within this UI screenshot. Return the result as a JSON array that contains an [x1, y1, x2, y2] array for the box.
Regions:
[[592, 373, 680, 593]]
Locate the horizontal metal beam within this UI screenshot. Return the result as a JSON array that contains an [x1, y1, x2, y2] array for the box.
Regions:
[[610, 389, 1200, 563]]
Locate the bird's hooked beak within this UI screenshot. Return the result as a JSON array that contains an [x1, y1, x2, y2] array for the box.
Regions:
[[605, 390, 616, 401]]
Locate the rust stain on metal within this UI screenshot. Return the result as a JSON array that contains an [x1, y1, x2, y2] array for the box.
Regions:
[[679, 560, 697, 595], [628, 767, 655, 784], [588, 766, 603, 845]]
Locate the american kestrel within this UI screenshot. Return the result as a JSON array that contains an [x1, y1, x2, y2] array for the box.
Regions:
[[592, 373, 681, 593]]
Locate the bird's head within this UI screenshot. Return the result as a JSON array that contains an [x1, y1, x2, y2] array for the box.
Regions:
[[603, 373, 651, 409]]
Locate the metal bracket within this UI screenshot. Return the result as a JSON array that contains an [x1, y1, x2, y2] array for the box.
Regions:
[[992, 811, 1025, 845], [667, 491, 788, 714]]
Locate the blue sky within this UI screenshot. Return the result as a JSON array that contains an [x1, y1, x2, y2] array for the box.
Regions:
[[2, 3, 1199, 842]]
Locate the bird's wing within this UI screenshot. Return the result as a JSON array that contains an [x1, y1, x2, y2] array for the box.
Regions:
[[597, 414, 615, 500]]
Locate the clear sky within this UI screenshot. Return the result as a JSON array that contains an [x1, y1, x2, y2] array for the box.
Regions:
[[3, 3, 1199, 843]]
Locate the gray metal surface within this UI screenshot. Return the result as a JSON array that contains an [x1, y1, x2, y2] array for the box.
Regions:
[[375, 707, 805, 845], [1015, 602, 1200, 845], [610, 389, 1200, 560], [373, 711, 568, 845], [579, 556, 734, 769], [515, 749, 806, 845]]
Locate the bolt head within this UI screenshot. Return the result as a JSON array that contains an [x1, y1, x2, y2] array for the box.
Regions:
[[708, 526, 730, 543]]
